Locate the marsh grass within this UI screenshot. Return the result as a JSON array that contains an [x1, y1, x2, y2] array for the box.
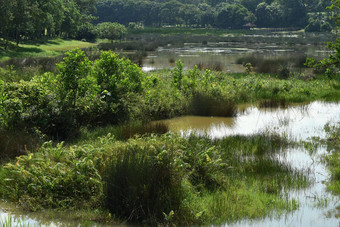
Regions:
[[0, 131, 310, 225], [322, 123, 340, 195], [189, 93, 237, 117], [103, 133, 309, 225], [105, 145, 183, 223], [236, 55, 307, 75], [259, 99, 288, 108], [114, 122, 169, 140], [197, 61, 224, 71], [74, 122, 169, 145], [0, 130, 40, 161], [0, 216, 31, 227]]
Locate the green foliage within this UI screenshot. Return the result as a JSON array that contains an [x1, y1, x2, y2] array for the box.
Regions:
[[323, 123, 340, 194], [94, 51, 144, 95], [0, 54, 339, 145], [76, 22, 98, 42], [97, 22, 127, 43], [57, 48, 93, 106], [216, 4, 254, 29], [95, 0, 320, 29], [0, 132, 306, 224], [306, 0, 340, 76], [0, 0, 97, 47], [171, 60, 184, 89], [105, 136, 184, 223], [0, 49, 146, 140], [0, 141, 105, 211]]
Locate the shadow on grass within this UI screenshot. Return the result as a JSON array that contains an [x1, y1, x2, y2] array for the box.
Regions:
[[0, 46, 44, 61]]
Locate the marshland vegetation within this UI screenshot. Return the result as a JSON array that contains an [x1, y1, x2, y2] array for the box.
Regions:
[[1, 0, 340, 226]]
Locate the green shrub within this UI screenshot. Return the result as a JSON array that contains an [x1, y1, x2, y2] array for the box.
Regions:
[[171, 60, 184, 89], [0, 141, 105, 211]]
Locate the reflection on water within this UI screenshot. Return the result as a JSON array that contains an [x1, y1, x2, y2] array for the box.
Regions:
[[158, 116, 236, 133], [159, 102, 340, 141], [158, 101, 340, 227], [142, 41, 330, 73]]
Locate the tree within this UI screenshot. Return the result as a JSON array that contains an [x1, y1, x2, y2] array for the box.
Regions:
[[255, 2, 284, 27], [278, 0, 308, 27], [160, 0, 184, 25], [216, 4, 252, 29], [306, 0, 340, 75], [0, 0, 14, 49], [97, 22, 127, 43], [76, 22, 98, 41], [57, 48, 92, 107], [240, 0, 263, 12]]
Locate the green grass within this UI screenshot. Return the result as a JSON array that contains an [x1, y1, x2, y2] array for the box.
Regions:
[[0, 39, 97, 62], [0, 216, 32, 227], [128, 27, 250, 36], [0, 48, 337, 225], [323, 123, 340, 195]]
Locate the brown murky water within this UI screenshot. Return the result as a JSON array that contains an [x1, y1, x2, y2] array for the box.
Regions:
[[157, 101, 340, 227]]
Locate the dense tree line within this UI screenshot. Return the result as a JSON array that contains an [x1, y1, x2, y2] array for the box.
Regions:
[[0, 0, 335, 48], [95, 0, 333, 29], [0, 0, 97, 48]]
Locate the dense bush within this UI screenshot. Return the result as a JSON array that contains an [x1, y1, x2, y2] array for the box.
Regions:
[[0, 49, 146, 140], [0, 50, 339, 146], [0, 141, 105, 211]]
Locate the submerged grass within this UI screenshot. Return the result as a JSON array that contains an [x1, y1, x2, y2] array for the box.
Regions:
[[323, 123, 340, 195], [0, 216, 31, 227], [0, 132, 309, 225]]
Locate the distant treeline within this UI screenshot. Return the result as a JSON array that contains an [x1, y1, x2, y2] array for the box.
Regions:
[[95, 0, 333, 30], [0, 0, 335, 48], [0, 0, 97, 47]]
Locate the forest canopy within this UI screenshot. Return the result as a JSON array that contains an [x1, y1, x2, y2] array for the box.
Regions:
[[0, 0, 335, 47], [95, 0, 333, 29], [0, 0, 97, 47]]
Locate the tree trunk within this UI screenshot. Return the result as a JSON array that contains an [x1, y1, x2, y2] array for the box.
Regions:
[[5, 35, 9, 50]]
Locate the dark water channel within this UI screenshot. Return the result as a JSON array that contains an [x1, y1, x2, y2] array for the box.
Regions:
[[1, 101, 339, 226]]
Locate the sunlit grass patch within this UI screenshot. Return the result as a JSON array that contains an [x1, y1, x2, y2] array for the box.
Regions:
[[0, 39, 97, 62]]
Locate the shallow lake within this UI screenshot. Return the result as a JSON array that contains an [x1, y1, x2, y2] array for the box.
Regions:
[[157, 101, 340, 227], [1, 101, 339, 226], [141, 35, 332, 73]]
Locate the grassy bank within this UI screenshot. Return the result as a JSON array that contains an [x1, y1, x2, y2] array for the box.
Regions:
[[0, 39, 96, 62]]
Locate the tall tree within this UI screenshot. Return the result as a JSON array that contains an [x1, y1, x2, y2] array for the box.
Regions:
[[0, 0, 14, 49]]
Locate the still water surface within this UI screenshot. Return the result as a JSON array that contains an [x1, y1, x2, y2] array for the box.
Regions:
[[158, 101, 340, 227], [142, 41, 331, 73]]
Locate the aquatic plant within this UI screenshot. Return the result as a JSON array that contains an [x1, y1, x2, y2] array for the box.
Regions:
[[323, 123, 340, 194]]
